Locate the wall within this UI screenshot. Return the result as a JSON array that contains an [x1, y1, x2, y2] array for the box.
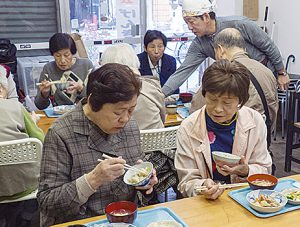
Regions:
[[225, 0, 299, 74]]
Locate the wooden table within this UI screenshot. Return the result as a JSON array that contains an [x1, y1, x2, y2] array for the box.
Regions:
[[36, 111, 56, 134], [36, 111, 183, 134], [52, 175, 300, 227]]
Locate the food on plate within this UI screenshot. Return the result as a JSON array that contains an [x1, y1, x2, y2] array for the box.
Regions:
[[251, 179, 274, 187], [251, 194, 280, 207], [127, 167, 151, 184], [285, 190, 300, 201]]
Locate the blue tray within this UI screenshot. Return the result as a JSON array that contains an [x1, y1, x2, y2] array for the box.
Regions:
[[43, 108, 61, 118], [85, 207, 188, 227], [177, 107, 189, 119], [228, 178, 300, 218]]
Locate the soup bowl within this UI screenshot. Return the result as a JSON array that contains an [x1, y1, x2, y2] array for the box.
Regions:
[[105, 201, 137, 224], [247, 174, 278, 190]]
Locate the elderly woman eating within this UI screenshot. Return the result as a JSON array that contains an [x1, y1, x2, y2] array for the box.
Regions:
[[37, 63, 158, 226], [175, 60, 272, 199], [35, 33, 93, 109]]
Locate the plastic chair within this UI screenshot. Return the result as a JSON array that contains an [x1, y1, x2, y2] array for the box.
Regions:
[[140, 126, 179, 154], [0, 138, 42, 203], [274, 79, 299, 139], [285, 91, 300, 172], [140, 126, 180, 202]]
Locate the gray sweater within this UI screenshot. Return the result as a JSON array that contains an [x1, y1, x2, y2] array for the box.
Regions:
[[162, 16, 284, 96], [35, 58, 93, 109]]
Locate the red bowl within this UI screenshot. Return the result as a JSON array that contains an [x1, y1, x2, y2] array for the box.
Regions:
[[105, 201, 137, 224], [247, 174, 278, 190], [179, 93, 193, 103]]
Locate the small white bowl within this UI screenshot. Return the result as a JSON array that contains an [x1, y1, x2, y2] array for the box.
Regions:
[[123, 162, 153, 187], [147, 220, 182, 227], [246, 189, 287, 213], [166, 105, 177, 115], [281, 188, 300, 205], [212, 151, 241, 167]]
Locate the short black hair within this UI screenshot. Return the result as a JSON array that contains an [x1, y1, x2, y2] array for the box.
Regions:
[[86, 63, 142, 112], [144, 30, 167, 47], [49, 33, 77, 55], [202, 59, 250, 107]]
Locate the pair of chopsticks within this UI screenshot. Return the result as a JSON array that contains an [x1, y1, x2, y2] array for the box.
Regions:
[[97, 154, 148, 175], [194, 182, 247, 193], [36, 80, 67, 86]]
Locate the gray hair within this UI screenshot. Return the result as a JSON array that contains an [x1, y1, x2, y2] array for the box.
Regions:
[[101, 43, 140, 73], [213, 28, 246, 50]]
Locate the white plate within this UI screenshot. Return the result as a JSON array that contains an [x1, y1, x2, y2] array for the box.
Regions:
[[246, 189, 287, 213], [53, 105, 75, 115], [281, 188, 300, 205], [147, 220, 182, 227]]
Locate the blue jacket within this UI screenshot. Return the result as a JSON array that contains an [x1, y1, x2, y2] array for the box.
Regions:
[[137, 51, 178, 94]]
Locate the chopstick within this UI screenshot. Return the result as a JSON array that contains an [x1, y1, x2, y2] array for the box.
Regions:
[[194, 182, 247, 192], [36, 80, 67, 86], [99, 154, 149, 175], [97, 158, 132, 171]]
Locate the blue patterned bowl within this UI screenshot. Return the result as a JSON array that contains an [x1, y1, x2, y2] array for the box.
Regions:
[[246, 189, 287, 213]]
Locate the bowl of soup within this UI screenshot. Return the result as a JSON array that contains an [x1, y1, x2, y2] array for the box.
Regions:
[[105, 201, 137, 224], [247, 174, 278, 190], [166, 105, 177, 115]]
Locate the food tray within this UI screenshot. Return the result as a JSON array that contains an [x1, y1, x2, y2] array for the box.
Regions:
[[85, 207, 188, 227], [177, 107, 189, 119], [228, 179, 300, 218], [44, 105, 75, 118], [43, 108, 61, 118]]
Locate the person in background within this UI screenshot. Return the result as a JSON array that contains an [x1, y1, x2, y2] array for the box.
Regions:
[[101, 43, 165, 130], [138, 30, 178, 94], [37, 63, 158, 226], [162, 0, 289, 96], [191, 28, 278, 132], [0, 63, 18, 100], [35, 33, 93, 110], [0, 64, 44, 227], [175, 60, 272, 199]]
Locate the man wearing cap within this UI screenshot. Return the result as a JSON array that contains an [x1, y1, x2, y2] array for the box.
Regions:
[[162, 0, 289, 96]]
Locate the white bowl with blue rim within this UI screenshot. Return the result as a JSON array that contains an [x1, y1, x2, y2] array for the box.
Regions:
[[246, 189, 287, 213], [281, 188, 300, 205], [123, 162, 153, 187]]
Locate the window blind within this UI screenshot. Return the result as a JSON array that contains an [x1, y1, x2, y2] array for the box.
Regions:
[[0, 0, 59, 44]]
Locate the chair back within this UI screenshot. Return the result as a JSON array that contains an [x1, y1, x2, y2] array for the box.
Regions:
[[287, 91, 300, 127], [0, 138, 42, 166], [140, 126, 179, 153], [0, 138, 42, 203]]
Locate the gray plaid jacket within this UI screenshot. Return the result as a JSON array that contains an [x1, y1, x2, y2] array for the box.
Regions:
[[37, 101, 144, 226]]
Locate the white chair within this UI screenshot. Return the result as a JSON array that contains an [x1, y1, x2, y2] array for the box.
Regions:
[[0, 138, 42, 203], [140, 126, 179, 154], [140, 126, 180, 202]]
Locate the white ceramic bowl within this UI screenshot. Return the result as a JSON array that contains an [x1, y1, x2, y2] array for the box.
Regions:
[[147, 220, 182, 227], [246, 189, 287, 213], [166, 105, 177, 115], [123, 162, 153, 187], [212, 151, 241, 167], [281, 188, 300, 205], [53, 105, 75, 115]]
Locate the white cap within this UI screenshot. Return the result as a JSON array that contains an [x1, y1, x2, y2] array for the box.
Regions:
[[0, 65, 8, 90], [182, 0, 216, 17]]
